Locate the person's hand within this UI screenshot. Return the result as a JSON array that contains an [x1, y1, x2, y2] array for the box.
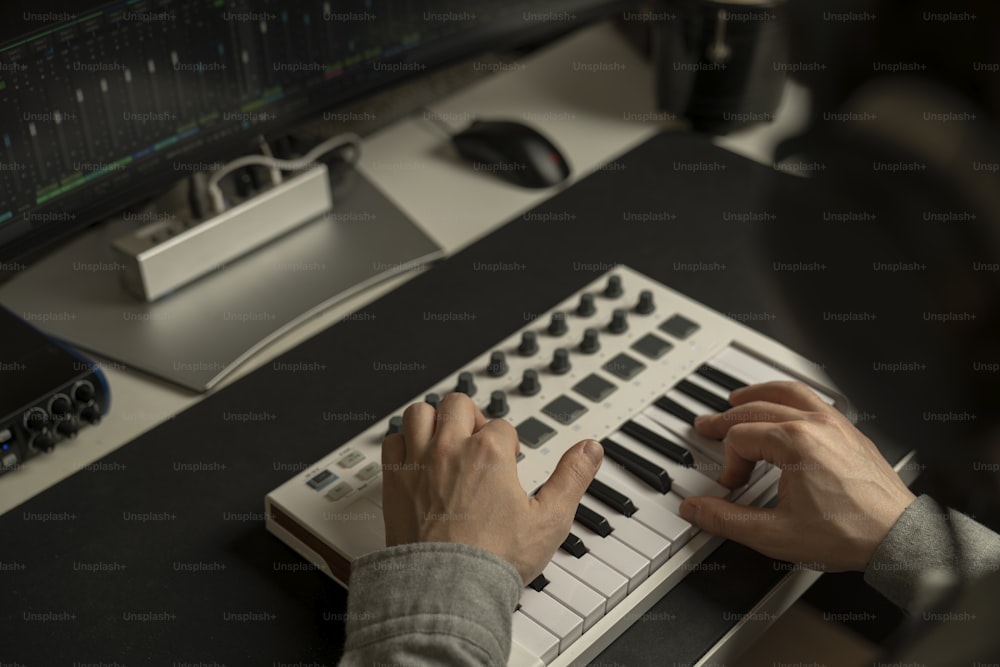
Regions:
[[381, 392, 604, 584], [679, 381, 917, 572]]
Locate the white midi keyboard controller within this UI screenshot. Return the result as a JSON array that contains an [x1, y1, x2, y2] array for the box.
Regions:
[[265, 265, 851, 667]]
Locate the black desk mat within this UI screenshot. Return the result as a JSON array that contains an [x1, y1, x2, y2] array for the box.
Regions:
[[1, 131, 910, 665]]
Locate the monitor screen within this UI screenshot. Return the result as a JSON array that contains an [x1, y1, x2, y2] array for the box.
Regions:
[[0, 0, 629, 266]]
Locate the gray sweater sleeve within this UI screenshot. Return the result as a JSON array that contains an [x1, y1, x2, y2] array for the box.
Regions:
[[337, 542, 523, 667], [864, 494, 1000, 611]]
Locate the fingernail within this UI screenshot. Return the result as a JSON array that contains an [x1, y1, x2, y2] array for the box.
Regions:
[[583, 440, 603, 468], [679, 500, 699, 523]]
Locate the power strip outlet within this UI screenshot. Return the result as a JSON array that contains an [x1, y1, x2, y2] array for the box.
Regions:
[[113, 165, 333, 301]]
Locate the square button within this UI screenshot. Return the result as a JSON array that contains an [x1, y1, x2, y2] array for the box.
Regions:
[[603, 353, 646, 380], [660, 314, 700, 340], [324, 481, 353, 502], [632, 333, 674, 360], [573, 374, 618, 402], [356, 461, 381, 482], [516, 417, 557, 449], [542, 395, 588, 425], [306, 469, 338, 491], [337, 450, 364, 469]]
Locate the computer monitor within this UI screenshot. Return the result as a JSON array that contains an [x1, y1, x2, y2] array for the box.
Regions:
[[0, 0, 630, 268]]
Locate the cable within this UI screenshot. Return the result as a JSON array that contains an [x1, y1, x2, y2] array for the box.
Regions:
[[207, 132, 362, 213]]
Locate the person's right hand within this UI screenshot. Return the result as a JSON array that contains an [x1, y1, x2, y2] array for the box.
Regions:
[[679, 381, 917, 572]]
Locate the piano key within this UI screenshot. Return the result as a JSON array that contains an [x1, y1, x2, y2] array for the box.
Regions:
[[332, 498, 386, 558], [576, 503, 613, 537], [587, 478, 637, 517], [711, 346, 836, 404], [696, 363, 748, 391], [615, 423, 729, 500], [518, 588, 583, 653], [600, 437, 672, 494], [573, 521, 649, 592], [683, 371, 736, 403], [676, 378, 733, 413], [582, 495, 673, 570], [620, 419, 694, 467], [529, 573, 550, 592], [542, 562, 606, 630], [560, 532, 588, 558], [512, 612, 558, 665], [595, 464, 693, 549], [654, 395, 698, 426], [643, 404, 725, 465], [550, 549, 628, 610]]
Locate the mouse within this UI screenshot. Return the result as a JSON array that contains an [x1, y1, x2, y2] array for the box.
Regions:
[[450, 120, 571, 188]]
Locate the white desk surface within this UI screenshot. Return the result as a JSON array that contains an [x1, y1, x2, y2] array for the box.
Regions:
[[0, 20, 807, 517]]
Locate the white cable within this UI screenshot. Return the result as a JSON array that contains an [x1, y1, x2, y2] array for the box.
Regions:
[[207, 132, 362, 213]]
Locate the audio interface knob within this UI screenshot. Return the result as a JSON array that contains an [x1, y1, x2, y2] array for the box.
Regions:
[[74, 382, 95, 403], [635, 289, 655, 314], [487, 351, 508, 377], [425, 393, 441, 409], [386, 416, 403, 436], [79, 406, 102, 425], [486, 391, 509, 418], [549, 348, 571, 375], [51, 396, 72, 416], [56, 421, 79, 439], [518, 331, 538, 356], [33, 434, 56, 453], [576, 293, 596, 317], [580, 328, 600, 354], [548, 312, 568, 337], [604, 275, 623, 298], [25, 408, 48, 432], [455, 372, 477, 397], [519, 369, 541, 396], [608, 308, 629, 334]]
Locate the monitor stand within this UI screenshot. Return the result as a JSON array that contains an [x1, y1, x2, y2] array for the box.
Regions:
[[0, 169, 443, 392]]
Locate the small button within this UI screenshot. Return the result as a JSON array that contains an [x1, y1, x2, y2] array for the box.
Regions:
[[307, 469, 338, 491], [73, 382, 95, 403], [1, 453, 18, 468], [579, 328, 600, 354], [516, 452, 525, 463], [576, 293, 596, 317], [604, 275, 623, 298], [573, 374, 618, 402], [549, 348, 571, 374], [660, 314, 700, 340], [603, 353, 646, 380], [548, 312, 568, 337], [325, 481, 353, 502], [356, 461, 381, 482], [516, 417, 557, 449], [337, 450, 365, 469], [631, 333, 674, 360], [542, 395, 588, 425], [518, 331, 539, 356]]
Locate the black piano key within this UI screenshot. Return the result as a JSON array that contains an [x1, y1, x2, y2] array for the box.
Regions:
[[676, 378, 733, 413], [575, 503, 613, 537], [587, 479, 637, 517], [600, 437, 672, 494], [620, 420, 695, 467], [529, 573, 549, 592], [560, 532, 589, 558], [654, 396, 697, 426], [696, 364, 747, 392]]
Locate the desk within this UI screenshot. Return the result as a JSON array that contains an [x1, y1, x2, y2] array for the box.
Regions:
[[1, 21, 860, 667]]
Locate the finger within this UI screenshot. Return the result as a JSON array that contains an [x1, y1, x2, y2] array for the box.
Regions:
[[722, 421, 799, 471], [694, 401, 807, 440], [532, 440, 603, 528], [382, 433, 406, 469], [402, 402, 436, 458], [679, 495, 780, 550], [434, 392, 479, 445], [473, 417, 520, 461], [729, 381, 832, 413]]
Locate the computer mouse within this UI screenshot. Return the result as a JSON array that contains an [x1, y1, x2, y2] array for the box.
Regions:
[[451, 120, 571, 188]]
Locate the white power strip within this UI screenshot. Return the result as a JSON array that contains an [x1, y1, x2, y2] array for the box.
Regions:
[[113, 165, 333, 301]]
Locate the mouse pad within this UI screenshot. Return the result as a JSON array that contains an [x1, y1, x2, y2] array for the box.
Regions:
[[0, 131, 908, 665]]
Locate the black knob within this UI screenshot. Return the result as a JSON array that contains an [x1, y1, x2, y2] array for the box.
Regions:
[[79, 406, 102, 425], [25, 409, 47, 432], [51, 396, 72, 416], [519, 369, 541, 396], [635, 289, 655, 314], [549, 348, 571, 375], [548, 312, 568, 337], [425, 393, 441, 409], [56, 420, 78, 439], [579, 328, 600, 354], [33, 434, 55, 453], [576, 293, 596, 317], [487, 351, 508, 377], [386, 415, 403, 436], [518, 331, 538, 356], [486, 390, 509, 418], [455, 372, 477, 396], [73, 382, 95, 403], [604, 275, 623, 298], [608, 308, 628, 334]]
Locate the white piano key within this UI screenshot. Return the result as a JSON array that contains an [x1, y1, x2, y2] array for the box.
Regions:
[[519, 587, 583, 653], [712, 347, 836, 404], [508, 639, 545, 667], [583, 497, 672, 570], [683, 372, 733, 403], [573, 521, 649, 593], [512, 611, 558, 665], [543, 562, 606, 631], [643, 403, 726, 464], [664, 388, 717, 422], [617, 421, 729, 500], [595, 464, 693, 550], [550, 549, 628, 610]]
